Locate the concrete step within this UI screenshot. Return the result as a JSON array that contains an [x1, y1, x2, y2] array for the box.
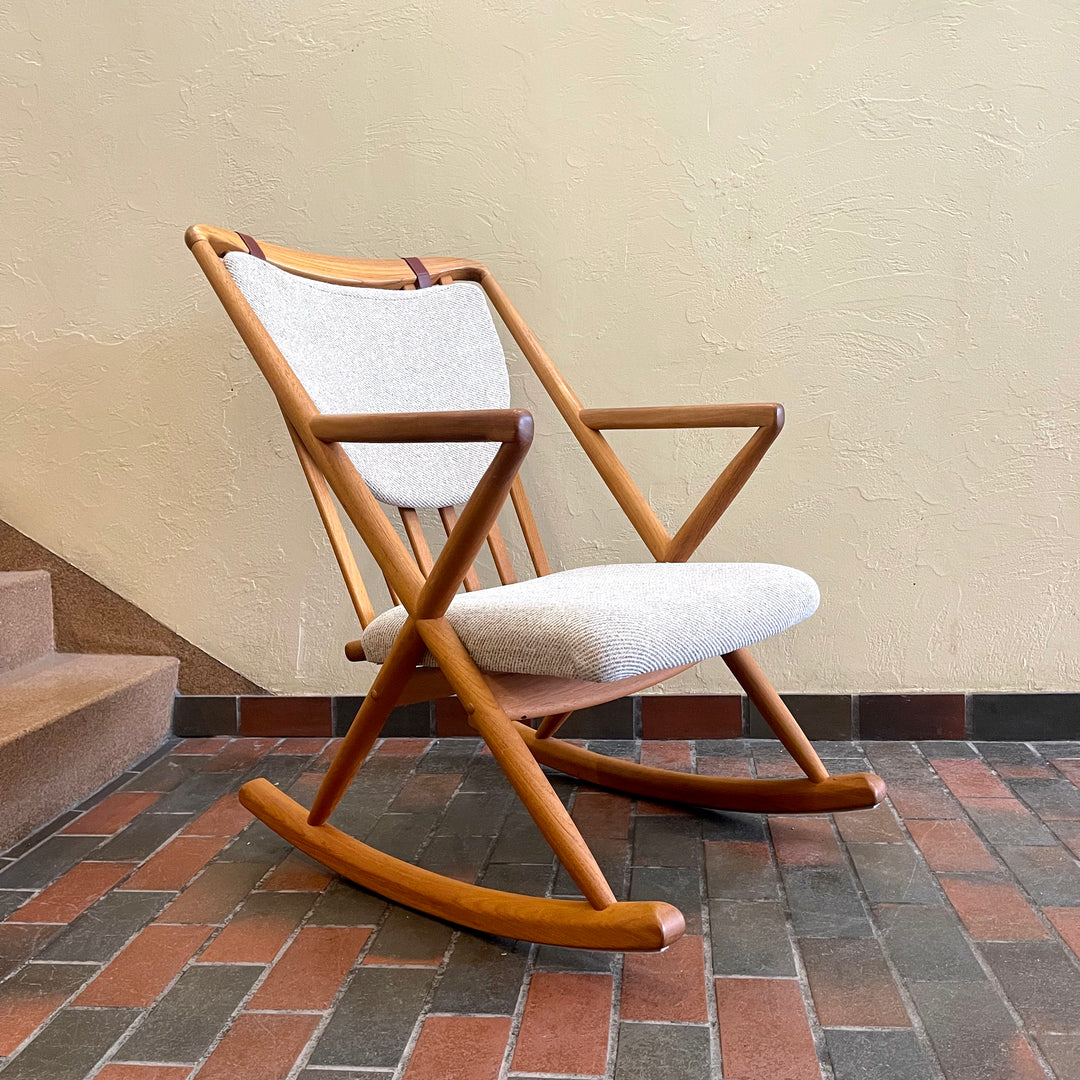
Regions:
[[0, 651, 179, 849], [0, 571, 55, 674]]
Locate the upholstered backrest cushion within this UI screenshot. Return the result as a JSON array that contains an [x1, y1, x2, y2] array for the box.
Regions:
[[224, 252, 510, 509]]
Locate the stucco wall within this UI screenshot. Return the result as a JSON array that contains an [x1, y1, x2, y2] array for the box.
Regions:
[[2, 1, 1077, 694]]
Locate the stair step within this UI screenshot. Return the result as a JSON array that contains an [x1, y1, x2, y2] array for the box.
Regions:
[[0, 571, 55, 674], [0, 652, 179, 850]]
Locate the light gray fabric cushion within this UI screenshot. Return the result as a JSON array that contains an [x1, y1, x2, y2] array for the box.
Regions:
[[362, 562, 820, 682], [224, 252, 510, 509]]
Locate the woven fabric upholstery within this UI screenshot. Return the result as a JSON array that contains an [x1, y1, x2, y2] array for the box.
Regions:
[[224, 252, 511, 508], [362, 562, 820, 682]]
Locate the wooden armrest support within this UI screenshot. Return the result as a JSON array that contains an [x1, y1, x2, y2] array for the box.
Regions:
[[311, 409, 534, 445], [580, 403, 783, 432], [572, 402, 785, 563]]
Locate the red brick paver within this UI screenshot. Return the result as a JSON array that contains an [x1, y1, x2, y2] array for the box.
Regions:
[[119, 835, 230, 891], [195, 1012, 319, 1079], [620, 933, 708, 1022], [769, 816, 842, 866], [697, 755, 754, 778], [75, 923, 213, 1007], [939, 876, 1047, 941], [8, 862, 130, 923], [1045, 906, 1080, 959], [198, 902, 310, 964], [573, 791, 632, 838], [997, 763, 1056, 779], [311, 738, 344, 769], [906, 819, 997, 872], [0, 924, 58, 973], [376, 737, 433, 756], [271, 737, 331, 755], [390, 773, 462, 811], [182, 794, 253, 837], [249, 926, 370, 1010], [512, 972, 613, 1076], [639, 740, 693, 772], [834, 802, 906, 842], [60, 792, 160, 835], [755, 758, 804, 778], [1052, 758, 1080, 785], [930, 758, 1011, 800], [260, 850, 334, 891], [887, 781, 963, 819], [715, 977, 821, 1080], [203, 737, 277, 772], [403, 1015, 511, 1080]]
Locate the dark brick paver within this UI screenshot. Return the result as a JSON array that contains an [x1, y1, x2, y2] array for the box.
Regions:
[[1, 735, 1079, 1077]]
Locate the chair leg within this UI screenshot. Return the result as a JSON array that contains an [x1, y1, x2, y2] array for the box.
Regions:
[[473, 698, 616, 908], [535, 711, 574, 739], [723, 647, 829, 783], [308, 621, 427, 826], [416, 617, 617, 910]]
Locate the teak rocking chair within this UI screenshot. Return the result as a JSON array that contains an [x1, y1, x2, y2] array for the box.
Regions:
[[187, 225, 886, 952]]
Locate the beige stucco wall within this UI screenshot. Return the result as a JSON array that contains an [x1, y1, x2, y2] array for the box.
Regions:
[[2, 1, 1077, 694]]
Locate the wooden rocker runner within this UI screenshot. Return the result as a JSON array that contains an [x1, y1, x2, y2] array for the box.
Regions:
[[187, 225, 886, 952]]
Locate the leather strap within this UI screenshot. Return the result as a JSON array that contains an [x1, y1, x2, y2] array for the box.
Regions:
[[402, 256, 432, 288], [236, 232, 266, 260]]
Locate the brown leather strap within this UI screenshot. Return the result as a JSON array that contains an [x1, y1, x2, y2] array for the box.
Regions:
[[402, 256, 432, 288], [236, 232, 266, 260]]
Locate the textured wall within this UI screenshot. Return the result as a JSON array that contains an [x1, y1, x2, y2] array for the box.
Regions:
[[2, 2, 1078, 694]]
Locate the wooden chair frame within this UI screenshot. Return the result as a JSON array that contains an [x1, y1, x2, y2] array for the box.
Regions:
[[186, 225, 885, 951]]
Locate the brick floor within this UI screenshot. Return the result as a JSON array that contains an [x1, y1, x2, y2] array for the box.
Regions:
[[1, 736, 1079, 1077]]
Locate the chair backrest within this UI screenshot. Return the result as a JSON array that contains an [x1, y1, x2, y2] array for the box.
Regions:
[[224, 251, 510, 509], [187, 224, 650, 630]]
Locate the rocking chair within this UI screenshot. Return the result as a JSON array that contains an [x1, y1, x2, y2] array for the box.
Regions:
[[186, 225, 886, 952]]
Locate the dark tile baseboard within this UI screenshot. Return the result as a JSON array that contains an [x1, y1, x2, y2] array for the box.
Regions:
[[746, 694, 853, 740], [969, 694, 1079, 741], [859, 694, 966, 741], [172, 692, 1080, 742]]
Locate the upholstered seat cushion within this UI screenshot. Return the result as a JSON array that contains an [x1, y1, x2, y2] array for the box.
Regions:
[[361, 562, 819, 682]]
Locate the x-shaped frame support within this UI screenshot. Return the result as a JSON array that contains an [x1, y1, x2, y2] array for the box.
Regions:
[[303, 406, 619, 911], [575, 401, 785, 563]]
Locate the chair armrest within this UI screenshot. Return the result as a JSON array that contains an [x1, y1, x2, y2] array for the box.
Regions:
[[579, 403, 783, 432], [308, 409, 533, 619], [310, 409, 533, 445]]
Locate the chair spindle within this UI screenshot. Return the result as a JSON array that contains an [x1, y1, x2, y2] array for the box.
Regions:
[[438, 506, 483, 591]]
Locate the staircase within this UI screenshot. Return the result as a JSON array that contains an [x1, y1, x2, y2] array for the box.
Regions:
[[0, 571, 178, 849]]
